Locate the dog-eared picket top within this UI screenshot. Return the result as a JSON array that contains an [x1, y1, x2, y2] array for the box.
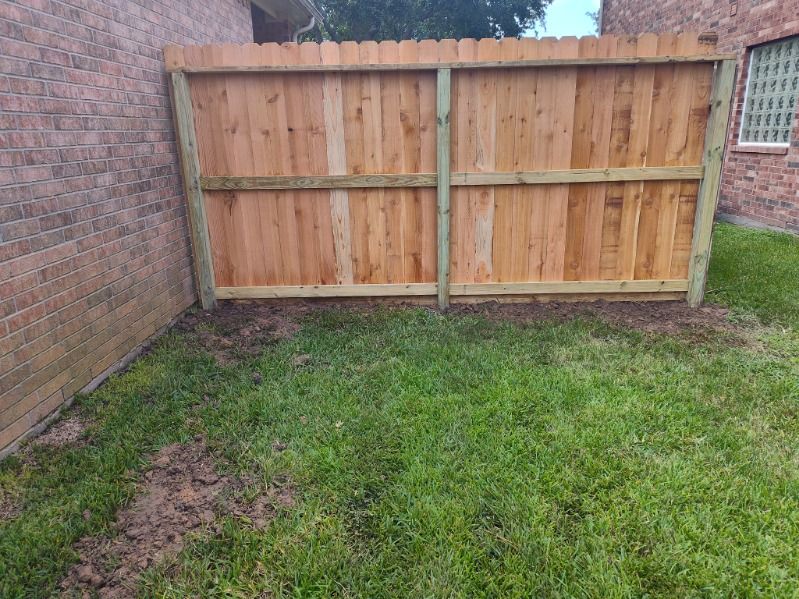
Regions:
[[164, 34, 736, 309]]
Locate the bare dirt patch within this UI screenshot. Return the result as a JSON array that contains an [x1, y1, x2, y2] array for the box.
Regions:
[[60, 440, 293, 598], [31, 416, 87, 448], [14, 415, 89, 468], [450, 300, 735, 336], [179, 298, 739, 352], [177, 301, 302, 365], [0, 491, 21, 521]]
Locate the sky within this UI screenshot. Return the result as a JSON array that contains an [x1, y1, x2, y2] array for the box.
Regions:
[[535, 0, 601, 38]]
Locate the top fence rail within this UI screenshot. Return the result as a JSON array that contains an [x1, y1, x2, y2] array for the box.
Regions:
[[166, 55, 736, 73], [163, 34, 733, 73]]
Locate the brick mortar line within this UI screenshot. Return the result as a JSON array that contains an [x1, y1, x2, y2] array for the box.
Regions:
[[0, 269, 195, 415], [0, 87, 176, 106], [0, 216, 189, 296], [0, 248, 192, 377], [9, 0, 251, 56], [0, 100, 176, 120], [1, 69, 169, 99], [0, 285, 194, 459], [0, 225, 192, 347], [9, 161, 180, 180], [0, 194, 186, 247], [1, 156, 181, 177], [0, 209, 189, 292], [2, 175, 183, 213], [0, 253, 195, 416]]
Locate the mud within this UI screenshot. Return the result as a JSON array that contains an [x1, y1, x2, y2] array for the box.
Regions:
[[176, 302, 302, 365], [182, 299, 737, 366], [449, 299, 734, 335], [60, 441, 293, 598], [188, 297, 735, 341]]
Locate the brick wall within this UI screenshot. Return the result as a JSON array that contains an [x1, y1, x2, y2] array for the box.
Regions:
[[0, 0, 253, 455], [601, 0, 799, 233]]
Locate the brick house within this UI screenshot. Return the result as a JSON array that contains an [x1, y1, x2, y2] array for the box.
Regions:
[[600, 0, 799, 233], [0, 0, 321, 456]]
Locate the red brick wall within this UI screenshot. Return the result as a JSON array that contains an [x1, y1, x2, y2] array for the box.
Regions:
[[0, 0, 253, 454], [601, 0, 799, 233]]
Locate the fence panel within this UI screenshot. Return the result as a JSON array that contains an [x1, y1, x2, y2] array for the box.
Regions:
[[164, 34, 734, 308]]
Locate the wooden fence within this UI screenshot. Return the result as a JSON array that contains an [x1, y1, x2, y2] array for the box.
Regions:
[[164, 34, 736, 309]]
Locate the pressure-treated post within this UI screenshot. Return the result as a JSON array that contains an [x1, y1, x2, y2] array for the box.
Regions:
[[687, 59, 736, 307], [436, 68, 452, 309], [170, 72, 217, 310]]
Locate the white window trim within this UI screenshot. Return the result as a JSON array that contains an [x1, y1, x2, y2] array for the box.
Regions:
[[735, 142, 791, 148], [737, 42, 796, 148]]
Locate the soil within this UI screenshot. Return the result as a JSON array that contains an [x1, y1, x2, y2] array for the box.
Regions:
[[60, 440, 293, 598], [448, 299, 735, 336], [177, 299, 739, 368], [0, 416, 90, 521], [30, 416, 87, 448], [184, 300, 737, 342], [176, 301, 302, 365], [13, 415, 89, 469], [0, 492, 21, 521], [186, 297, 735, 339]]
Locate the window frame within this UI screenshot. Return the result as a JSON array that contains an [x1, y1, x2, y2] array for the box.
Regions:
[[737, 37, 798, 148]]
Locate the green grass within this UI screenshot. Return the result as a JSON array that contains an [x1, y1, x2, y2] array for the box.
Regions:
[[708, 222, 799, 328], [1, 223, 798, 598]]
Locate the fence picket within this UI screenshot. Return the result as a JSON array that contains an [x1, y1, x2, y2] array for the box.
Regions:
[[166, 36, 729, 305]]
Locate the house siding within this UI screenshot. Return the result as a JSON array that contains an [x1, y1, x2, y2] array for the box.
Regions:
[[601, 0, 799, 233], [0, 0, 253, 455]]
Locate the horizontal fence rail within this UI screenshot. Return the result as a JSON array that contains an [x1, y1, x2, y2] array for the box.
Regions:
[[216, 279, 689, 300], [200, 166, 705, 190], [166, 34, 735, 309], [170, 54, 736, 73]]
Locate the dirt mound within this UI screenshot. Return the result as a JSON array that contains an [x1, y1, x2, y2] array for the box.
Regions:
[[60, 441, 293, 598], [450, 300, 733, 335], [177, 302, 302, 365]]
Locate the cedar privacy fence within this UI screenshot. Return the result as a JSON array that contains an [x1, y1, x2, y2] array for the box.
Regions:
[[163, 34, 736, 309]]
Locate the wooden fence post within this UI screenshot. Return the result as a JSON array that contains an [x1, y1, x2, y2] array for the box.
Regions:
[[436, 67, 452, 309], [170, 72, 217, 310], [687, 59, 736, 307]]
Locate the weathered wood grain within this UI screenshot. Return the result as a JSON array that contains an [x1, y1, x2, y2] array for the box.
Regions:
[[169, 54, 736, 73], [436, 67, 452, 308], [200, 166, 703, 190], [215, 279, 688, 299], [687, 59, 736, 306], [170, 35, 720, 305], [170, 72, 216, 309]]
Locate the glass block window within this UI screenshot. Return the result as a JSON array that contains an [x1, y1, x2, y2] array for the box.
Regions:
[[740, 36, 799, 145]]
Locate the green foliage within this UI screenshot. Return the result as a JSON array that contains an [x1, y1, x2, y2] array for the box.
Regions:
[[313, 0, 552, 42], [708, 222, 799, 328], [585, 9, 600, 34]]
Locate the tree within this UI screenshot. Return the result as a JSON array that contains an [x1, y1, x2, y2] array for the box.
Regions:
[[585, 9, 600, 35], [312, 0, 552, 43]]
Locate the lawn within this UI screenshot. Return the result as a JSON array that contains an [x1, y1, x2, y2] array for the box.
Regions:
[[707, 222, 799, 328], [1, 223, 798, 598]]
